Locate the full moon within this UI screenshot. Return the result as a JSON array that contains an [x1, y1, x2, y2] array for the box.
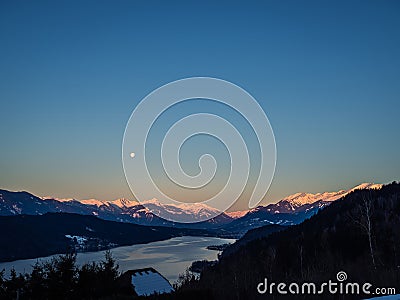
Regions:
[[130, 152, 135, 158]]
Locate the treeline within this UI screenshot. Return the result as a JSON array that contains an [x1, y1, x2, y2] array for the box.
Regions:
[[0, 251, 134, 299]]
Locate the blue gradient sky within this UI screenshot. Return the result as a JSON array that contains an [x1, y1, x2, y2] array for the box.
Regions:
[[1, 1, 399, 210]]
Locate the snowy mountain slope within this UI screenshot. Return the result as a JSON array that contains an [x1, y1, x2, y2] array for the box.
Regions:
[[225, 183, 383, 235], [258, 182, 382, 214], [226, 210, 248, 219]]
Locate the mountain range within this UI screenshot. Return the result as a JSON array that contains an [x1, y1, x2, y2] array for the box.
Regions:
[[0, 183, 382, 236]]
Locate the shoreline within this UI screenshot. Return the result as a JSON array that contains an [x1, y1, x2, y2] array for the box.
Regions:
[[0, 236, 235, 282]]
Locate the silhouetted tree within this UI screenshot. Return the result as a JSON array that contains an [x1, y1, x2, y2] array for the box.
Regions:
[[352, 192, 376, 268]]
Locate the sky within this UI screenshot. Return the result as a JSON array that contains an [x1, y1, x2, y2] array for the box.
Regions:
[[0, 0, 399, 211]]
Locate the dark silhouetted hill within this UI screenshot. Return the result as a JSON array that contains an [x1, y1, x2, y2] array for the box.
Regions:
[[173, 181, 400, 299], [0, 212, 211, 262]]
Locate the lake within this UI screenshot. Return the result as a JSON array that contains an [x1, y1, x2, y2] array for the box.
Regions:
[[0, 236, 235, 283]]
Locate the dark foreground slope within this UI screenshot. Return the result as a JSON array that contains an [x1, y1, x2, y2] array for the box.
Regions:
[[220, 224, 287, 258], [0, 212, 210, 262], [171, 182, 400, 300]]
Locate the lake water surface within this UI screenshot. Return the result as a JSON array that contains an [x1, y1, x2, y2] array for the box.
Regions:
[[0, 236, 235, 283]]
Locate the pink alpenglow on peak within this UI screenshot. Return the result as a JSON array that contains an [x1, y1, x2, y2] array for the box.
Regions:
[[226, 211, 248, 219], [109, 198, 139, 208], [278, 182, 383, 207]]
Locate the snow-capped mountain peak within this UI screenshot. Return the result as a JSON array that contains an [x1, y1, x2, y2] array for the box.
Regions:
[[226, 210, 248, 219], [79, 199, 107, 207], [278, 183, 383, 208], [109, 198, 139, 208], [41, 196, 75, 202], [137, 198, 228, 222], [349, 182, 382, 192]]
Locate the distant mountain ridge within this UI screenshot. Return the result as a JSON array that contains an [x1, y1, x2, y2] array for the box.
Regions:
[[0, 183, 382, 234], [0, 190, 233, 229]]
